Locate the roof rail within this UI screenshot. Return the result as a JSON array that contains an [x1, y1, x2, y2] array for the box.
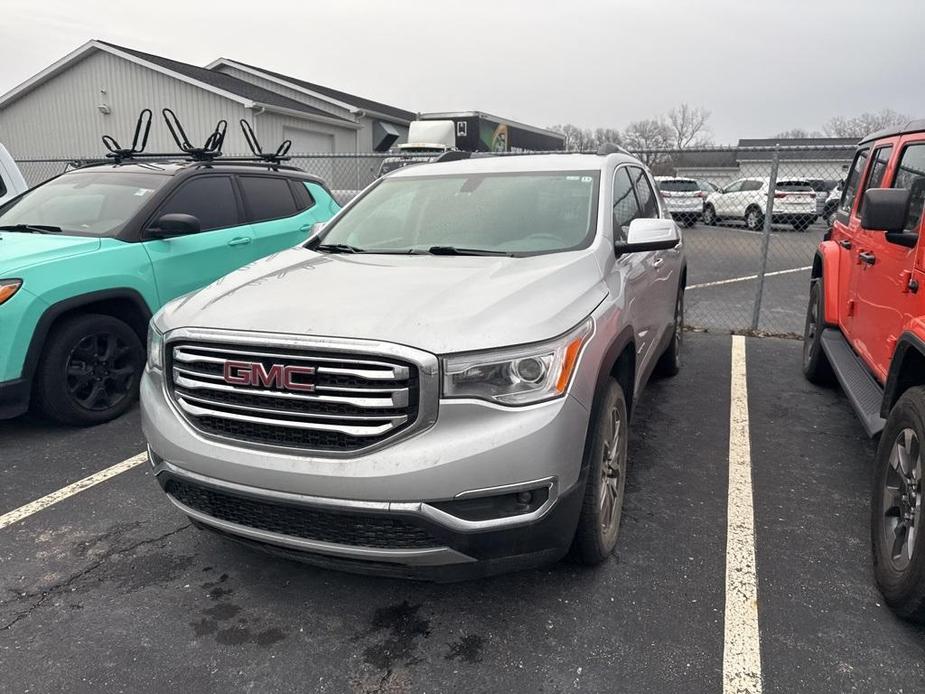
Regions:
[[102, 109, 152, 162], [596, 142, 631, 156]]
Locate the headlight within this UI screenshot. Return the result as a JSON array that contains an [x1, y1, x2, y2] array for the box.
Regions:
[[443, 319, 593, 405], [0, 279, 22, 306], [147, 324, 164, 371]]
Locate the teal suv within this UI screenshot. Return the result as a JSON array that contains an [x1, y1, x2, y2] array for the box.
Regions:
[[0, 161, 340, 425]]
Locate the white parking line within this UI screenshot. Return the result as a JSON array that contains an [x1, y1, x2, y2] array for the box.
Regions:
[[0, 452, 146, 530], [688, 266, 811, 291], [723, 335, 762, 693]]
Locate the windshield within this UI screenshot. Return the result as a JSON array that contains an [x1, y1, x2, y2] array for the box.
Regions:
[[658, 179, 699, 192], [318, 171, 600, 255], [0, 171, 167, 236]]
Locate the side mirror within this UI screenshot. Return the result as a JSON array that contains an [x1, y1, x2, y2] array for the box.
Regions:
[[860, 188, 910, 233], [148, 213, 200, 238], [615, 218, 680, 255], [309, 221, 327, 236]]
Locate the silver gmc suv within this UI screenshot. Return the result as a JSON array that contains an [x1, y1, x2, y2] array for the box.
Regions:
[[141, 150, 687, 580]]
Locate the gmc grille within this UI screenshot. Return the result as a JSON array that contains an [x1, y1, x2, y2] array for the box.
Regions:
[[166, 341, 420, 453]]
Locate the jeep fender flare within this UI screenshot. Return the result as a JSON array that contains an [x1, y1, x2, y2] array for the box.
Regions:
[[882, 324, 925, 418], [812, 241, 840, 326], [21, 288, 153, 383]]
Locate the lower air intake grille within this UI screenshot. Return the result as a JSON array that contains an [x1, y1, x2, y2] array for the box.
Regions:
[[165, 478, 440, 549]]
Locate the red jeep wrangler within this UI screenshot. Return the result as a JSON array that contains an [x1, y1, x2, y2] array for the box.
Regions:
[[802, 120, 925, 621]]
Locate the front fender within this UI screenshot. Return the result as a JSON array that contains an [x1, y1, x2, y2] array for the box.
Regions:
[[815, 240, 840, 326], [882, 320, 925, 417]]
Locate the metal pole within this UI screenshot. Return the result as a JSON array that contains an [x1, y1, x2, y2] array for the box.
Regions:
[[750, 145, 780, 331]]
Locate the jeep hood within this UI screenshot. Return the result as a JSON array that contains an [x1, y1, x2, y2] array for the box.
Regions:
[[0, 232, 102, 275], [158, 248, 608, 354]]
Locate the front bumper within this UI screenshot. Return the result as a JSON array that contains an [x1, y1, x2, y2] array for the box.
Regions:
[[141, 364, 592, 577]]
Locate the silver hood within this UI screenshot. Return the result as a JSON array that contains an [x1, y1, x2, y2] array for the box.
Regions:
[[156, 247, 608, 354]]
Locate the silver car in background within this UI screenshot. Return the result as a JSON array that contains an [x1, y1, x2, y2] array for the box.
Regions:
[[141, 151, 686, 580]]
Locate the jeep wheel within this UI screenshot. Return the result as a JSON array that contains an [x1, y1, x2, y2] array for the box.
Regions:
[[745, 206, 764, 231], [702, 204, 717, 226], [33, 314, 144, 426], [571, 379, 628, 564], [802, 278, 833, 384], [654, 286, 684, 378], [872, 388, 925, 622]]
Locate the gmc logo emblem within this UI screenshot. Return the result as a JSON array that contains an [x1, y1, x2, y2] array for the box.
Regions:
[[223, 360, 316, 392]]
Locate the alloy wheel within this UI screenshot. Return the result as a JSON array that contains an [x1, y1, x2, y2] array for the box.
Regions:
[[599, 403, 626, 534], [881, 428, 923, 571], [65, 331, 137, 411], [803, 285, 818, 367]]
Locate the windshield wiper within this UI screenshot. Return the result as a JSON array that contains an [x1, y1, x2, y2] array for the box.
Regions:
[[312, 243, 367, 254], [427, 245, 515, 257], [0, 224, 63, 234]]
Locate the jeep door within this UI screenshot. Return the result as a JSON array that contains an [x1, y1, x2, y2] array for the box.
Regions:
[[237, 175, 326, 258], [141, 174, 256, 304], [852, 140, 925, 380]]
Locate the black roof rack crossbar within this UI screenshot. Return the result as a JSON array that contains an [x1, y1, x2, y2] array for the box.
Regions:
[[162, 108, 226, 161], [240, 119, 292, 164], [102, 109, 152, 162]]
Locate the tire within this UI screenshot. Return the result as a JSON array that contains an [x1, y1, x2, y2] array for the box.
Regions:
[[32, 313, 144, 426], [571, 379, 629, 565], [702, 204, 717, 226], [802, 278, 834, 384], [654, 285, 684, 378], [871, 387, 925, 622], [745, 206, 764, 231]]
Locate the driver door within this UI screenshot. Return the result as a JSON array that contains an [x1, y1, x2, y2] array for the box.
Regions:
[[715, 180, 743, 217], [141, 175, 255, 304]]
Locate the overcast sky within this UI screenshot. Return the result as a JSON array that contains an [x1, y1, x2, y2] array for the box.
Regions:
[[1, 0, 922, 143]]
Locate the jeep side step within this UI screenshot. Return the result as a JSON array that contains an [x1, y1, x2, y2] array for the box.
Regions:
[[820, 328, 885, 437]]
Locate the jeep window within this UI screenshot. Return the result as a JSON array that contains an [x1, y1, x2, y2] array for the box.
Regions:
[[153, 176, 239, 232], [239, 176, 298, 223], [0, 170, 167, 236], [628, 167, 658, 218], [316, 171, 600, 255], [613, 169, 641, 240], [658, 179, 699, 193], [892, 143, 925, 233], [857, 145, 894, 217], [840, 148, 870, 215]]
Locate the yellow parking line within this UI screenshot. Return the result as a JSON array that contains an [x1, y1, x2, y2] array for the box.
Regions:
[[0, 452, 146, 530], [723, 335, 763, 693]]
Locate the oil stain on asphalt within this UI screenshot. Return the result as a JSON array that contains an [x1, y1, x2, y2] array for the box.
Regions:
[[361, 601, 431, 670], [190, 572, 287, 647]]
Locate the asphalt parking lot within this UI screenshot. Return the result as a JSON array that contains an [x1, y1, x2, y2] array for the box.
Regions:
[[683, 220, 822, 336], [3, 333, 925, 693]]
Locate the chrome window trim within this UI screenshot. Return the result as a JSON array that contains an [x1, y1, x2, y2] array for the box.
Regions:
[[162, 327, 439, 458]]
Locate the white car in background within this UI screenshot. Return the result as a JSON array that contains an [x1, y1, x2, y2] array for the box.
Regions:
[[702, 177, 818, 232], [654, 176, 703, 227]]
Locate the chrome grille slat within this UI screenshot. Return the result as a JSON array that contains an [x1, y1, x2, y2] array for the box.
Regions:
[[166, 338, 423, 453]]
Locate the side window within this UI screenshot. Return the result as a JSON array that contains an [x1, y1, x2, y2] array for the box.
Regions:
[[239, 176, 299, 223], [839, 148, 870, 215], [742, 180, 763, 192], [154, 176, 239, 232], [892, 143, 925, 233], [857, 145, 894, 217], [612, 168, 641, 240], [628, 167, 658, 218], [724, 180, 744, 194], [0, 174, 7, 198], [289, 180, 316, 212]]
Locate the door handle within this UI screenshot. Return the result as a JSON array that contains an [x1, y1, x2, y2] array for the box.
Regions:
[[227, 236, 252, 247], [858, 251, 876, 266], [838, 239, 852, 249], [652, 257, 664, 268], [298, 224, 313, 233]]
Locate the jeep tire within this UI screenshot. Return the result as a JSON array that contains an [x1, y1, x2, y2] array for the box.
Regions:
[[571, 378, 628, 565], [802, 278, 833, 384], [871, 387, 925, 622], [33, 313, 144, 426]]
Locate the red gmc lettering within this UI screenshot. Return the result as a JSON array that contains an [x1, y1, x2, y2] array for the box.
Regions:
[[223, 361, 316, 391]]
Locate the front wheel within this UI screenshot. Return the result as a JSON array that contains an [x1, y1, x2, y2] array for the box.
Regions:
[[654, 286, 684, 378], [571, 379, 629, 565], [802, 278, 833, 384], [745, 207, 764, 231], [32, 314, 144, 426], [702, 205, 717, 226], [872, 388, 925, 622]]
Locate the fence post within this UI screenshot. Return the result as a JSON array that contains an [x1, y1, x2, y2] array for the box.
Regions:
[[750, 145, 780, 331]]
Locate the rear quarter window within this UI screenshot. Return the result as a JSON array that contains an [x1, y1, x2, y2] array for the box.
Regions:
[[239, 176, 299, 222]]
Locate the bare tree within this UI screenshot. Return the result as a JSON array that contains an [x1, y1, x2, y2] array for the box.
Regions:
[[549, 124, 621, 151], [666, 104, 712, 149], [621, 118, 672, 166], [593, 127, 622, 148], [773, 128, 824, 139], [823, 109, 910, 138]]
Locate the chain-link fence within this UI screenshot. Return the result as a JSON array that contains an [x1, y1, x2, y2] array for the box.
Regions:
[[14, 144, 855, 336]]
